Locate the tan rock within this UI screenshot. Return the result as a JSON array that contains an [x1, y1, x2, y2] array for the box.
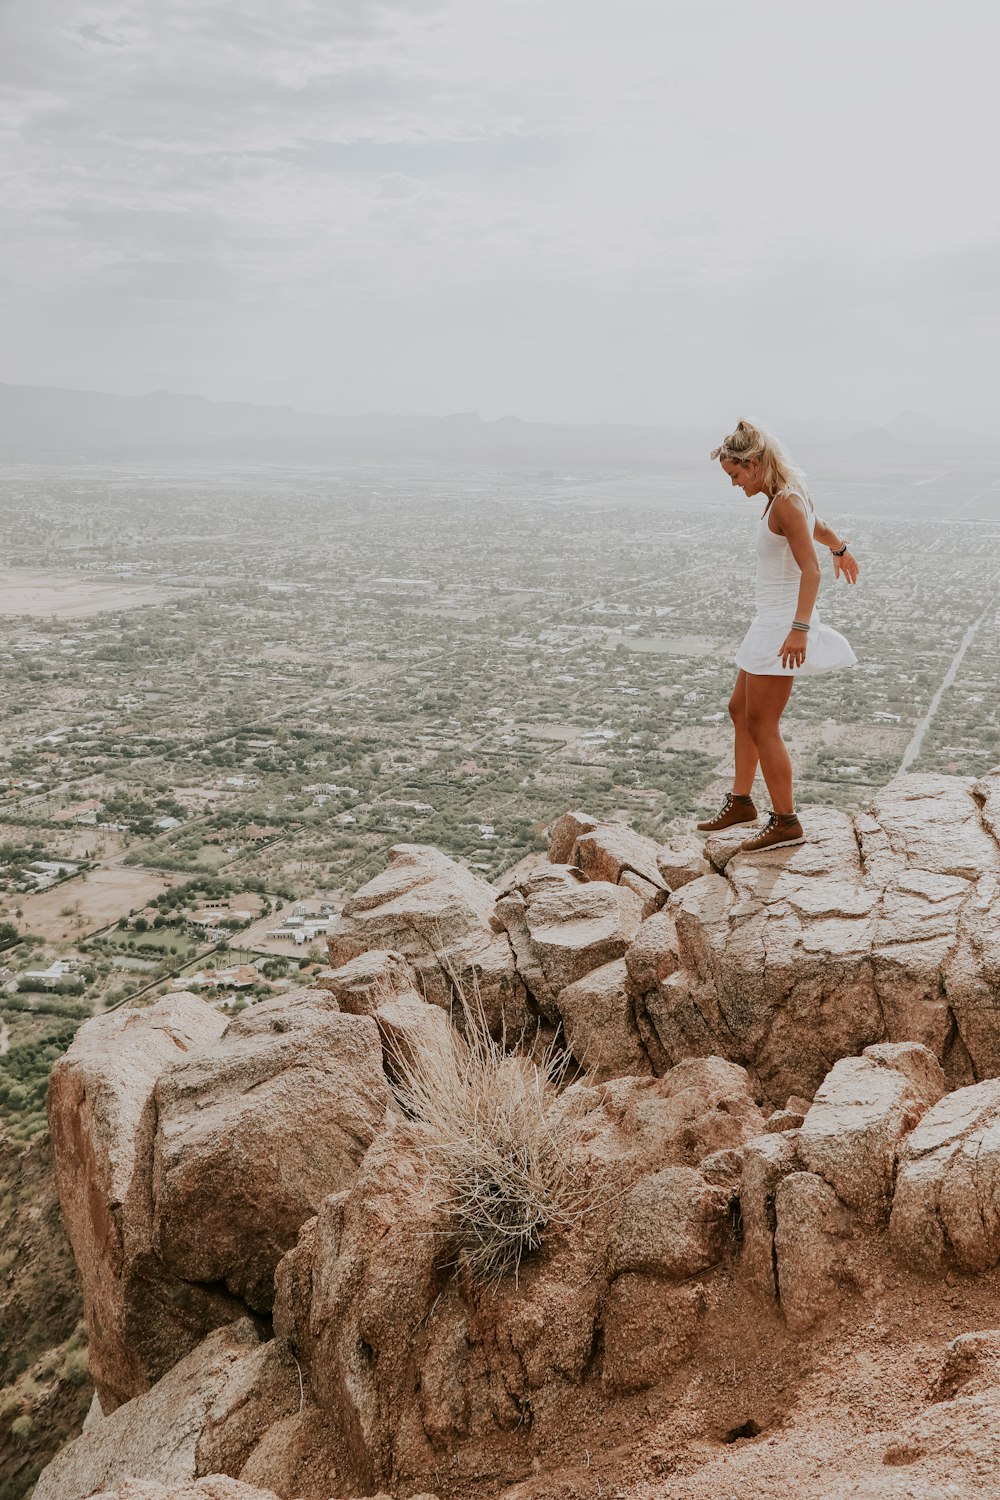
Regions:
[[773, 1170, 857, 1332], [739, 1130, 801, 1303], [572, 822, 666, 891], [799, 1042, 945, 1224], [636, 780, 1000, 1105], [881, 1388, 1000, 1475], [618, 868, 667, 916], [46, 995, 239, 1410], [764, 1107, 807, 1133], [556, 957, 653, 1080], [492, 868, 643, 1022], [547, 809, 600, 863], [373, 992, 455, 1082], [890, 1077, 1000, 1273], [565, 1058, 765, 1183], [312, 948, 416, 1014], [152, 1004, 390, 1311], [305, 1123, 451, 1484], [32, 1322, 297, 1500], [601, 1276, 706, 1393], [655, 834, 710, 891], [607, 1166, 729, 1279], [88, 1481, 280, 1500], [932, 1329, 1000, 1401], [326, 843, 528, 1033], [622, 908, 680, 996]]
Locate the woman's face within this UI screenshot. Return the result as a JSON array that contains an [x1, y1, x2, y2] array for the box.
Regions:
[[721, 457, 766, 497]]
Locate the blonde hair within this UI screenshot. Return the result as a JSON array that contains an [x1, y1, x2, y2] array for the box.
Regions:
[[710, 418, 809, 500]]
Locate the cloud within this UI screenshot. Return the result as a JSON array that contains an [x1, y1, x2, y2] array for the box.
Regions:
[[1, 0, 997, 423]]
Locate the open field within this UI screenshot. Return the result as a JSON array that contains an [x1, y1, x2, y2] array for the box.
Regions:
[[0, 568, 184, 618], [12, 867, 180, 940]]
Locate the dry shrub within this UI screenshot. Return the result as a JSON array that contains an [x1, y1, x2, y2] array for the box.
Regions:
[[387, 984, 584, 1289]]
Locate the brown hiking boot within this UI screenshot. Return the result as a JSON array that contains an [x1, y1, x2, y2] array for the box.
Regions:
[[696, 793, 758, 833], [739, 812, 805, 853]]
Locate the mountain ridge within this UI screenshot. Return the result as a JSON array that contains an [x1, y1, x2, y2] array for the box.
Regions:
[[0, 381, 988, 463]]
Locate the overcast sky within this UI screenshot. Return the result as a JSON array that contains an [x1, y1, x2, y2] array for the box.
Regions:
[[2, 1, 998, 427]]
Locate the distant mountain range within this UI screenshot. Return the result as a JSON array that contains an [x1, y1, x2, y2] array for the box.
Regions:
[[0, 382, 988, 464]]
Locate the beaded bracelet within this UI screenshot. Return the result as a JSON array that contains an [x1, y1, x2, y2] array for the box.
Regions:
[[791, 620, 810, 632], [831, 542, 849, 557]]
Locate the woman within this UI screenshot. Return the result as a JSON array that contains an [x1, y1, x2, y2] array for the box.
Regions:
[[697, 419, 859, 851]]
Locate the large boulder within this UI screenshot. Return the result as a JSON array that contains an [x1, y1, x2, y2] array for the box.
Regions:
[[570, 822, 666, 894], [326, 844, 529, 1033], [32, 1322, 298, 1500], [273, 1055, 764, 1491], [312, 948, 417, 1013], [890, 1077, 1000, 1273], [556, 957, 653, 1079], [491, 868, 643, 1022], [622, 777, 1000, 1105], [48, 990, 390, 1411], [606, 1166, 729, 1279], [798, 1042, 946, 1224], [152, 998, 391, 1311], [47, 995, 240, 1411], [772, 1170, 857, 1332]]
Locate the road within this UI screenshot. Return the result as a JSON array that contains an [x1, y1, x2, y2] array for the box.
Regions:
[[899, 611, 987, 773]]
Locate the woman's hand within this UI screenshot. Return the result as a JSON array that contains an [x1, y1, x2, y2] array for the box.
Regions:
[[833, 548, 859, 583], [778, 632, 807, 669]]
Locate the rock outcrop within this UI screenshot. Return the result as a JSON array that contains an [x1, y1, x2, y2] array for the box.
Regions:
[[516, 773, 1000, 1104], [37, 769, 1000, 1500], [48, 989, 390, 1410]]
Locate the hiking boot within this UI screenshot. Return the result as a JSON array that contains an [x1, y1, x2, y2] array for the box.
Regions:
[[696, 793, 758, 833], [739, 812, 805, 853]]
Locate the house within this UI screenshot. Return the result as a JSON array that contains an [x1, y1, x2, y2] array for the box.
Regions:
[[173, 965, 259, 992], [22, 959, 77, 990], [53, 799, 102, 824]]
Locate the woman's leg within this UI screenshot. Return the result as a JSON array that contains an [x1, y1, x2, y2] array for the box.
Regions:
[[728, 670, 759, 796], [744, 673, 796, 814]]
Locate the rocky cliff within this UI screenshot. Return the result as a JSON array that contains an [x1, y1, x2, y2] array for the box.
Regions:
[[32, 771, 1000, 1499]]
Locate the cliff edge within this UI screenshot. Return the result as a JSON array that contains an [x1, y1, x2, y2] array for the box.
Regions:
[[33, 769, 1000, 1500]]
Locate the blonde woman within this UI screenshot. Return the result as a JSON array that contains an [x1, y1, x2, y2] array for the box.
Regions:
[[697, 419, 859, 851]]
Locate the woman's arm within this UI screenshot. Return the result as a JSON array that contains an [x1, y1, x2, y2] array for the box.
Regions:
[[813, 514, 860, 583], [772, 493, 822, 667]]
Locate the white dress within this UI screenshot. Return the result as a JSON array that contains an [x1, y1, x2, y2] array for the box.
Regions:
[[734, 488, 857, 677]]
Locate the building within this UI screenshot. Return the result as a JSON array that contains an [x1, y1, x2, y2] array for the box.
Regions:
[[173, 965, 260, 992], [22, 959, 77, 990]]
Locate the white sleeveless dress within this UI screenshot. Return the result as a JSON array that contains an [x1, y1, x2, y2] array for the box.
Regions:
[[735, 488, 857, 677]]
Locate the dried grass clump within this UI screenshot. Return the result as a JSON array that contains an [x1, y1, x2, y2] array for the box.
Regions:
[[388, 987, 584, 1289]]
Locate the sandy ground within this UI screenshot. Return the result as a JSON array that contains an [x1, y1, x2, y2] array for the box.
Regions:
[[482, 1256, 1000, 1500], [12, 866, 179, 939], [0, 822, 127, 863], [0, 568, 183, 619]]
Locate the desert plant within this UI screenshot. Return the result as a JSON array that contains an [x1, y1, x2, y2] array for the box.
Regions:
[[387, 981, 583, 1290]]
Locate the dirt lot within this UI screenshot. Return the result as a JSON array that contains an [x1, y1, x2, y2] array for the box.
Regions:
[[13, 867, 180, 940], [0, 822, 127, 863], [0, 568, 183, 619]]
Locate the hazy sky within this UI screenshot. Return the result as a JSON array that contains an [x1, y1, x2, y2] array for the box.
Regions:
[[2, 1, 998, 426]]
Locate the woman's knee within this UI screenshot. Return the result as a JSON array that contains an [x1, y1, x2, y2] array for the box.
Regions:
[[728, 692, 745, 727], [745, 707, 778, 744]]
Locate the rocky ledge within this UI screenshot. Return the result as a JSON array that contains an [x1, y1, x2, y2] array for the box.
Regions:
[[36, 770, 1000, 1500]]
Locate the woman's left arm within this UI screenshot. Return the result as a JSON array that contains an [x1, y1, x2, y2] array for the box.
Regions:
[[774, 494, 822, 668], [813, 515, 860, 583]]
